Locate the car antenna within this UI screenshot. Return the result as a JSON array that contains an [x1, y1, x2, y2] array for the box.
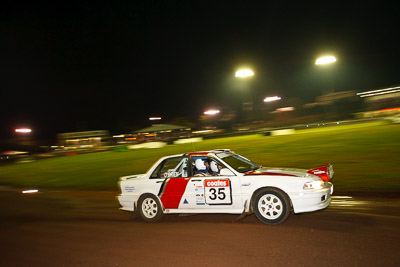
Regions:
[[191, 141, 196, 152]]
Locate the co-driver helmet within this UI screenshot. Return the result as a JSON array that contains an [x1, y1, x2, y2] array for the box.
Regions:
[[195, 158, 206, 170], [210, 161, 220, 173]]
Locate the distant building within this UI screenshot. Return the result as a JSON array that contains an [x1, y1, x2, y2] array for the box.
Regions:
[[316, 91, 357, 105], [57, 130, 110, 149], [133, 124, 191, 142], [303, 91, 357, 108], [357, 85, 400, 111]]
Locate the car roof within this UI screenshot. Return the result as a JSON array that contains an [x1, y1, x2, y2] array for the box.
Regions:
[[185, 149, 232, 156], [160, 149, 233, 160]]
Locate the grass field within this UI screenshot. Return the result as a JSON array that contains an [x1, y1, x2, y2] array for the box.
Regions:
[[1, 122, 399, 193]]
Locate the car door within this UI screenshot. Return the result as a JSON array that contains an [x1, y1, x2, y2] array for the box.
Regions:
[[151, 156, 192, 209], [185, 156, 243, 210]]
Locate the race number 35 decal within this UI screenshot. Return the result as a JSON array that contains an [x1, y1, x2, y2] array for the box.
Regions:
[[204, 179, 232, 205]]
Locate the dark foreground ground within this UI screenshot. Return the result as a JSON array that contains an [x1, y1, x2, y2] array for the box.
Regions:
[[0, 187, 399, 267]]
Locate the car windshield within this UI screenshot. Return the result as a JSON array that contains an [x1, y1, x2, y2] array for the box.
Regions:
[[217, 153, 260, 173]]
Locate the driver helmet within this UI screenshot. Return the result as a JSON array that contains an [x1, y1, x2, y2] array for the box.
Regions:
[[210, 161, 220, 173], [195, 159, 206, 170]]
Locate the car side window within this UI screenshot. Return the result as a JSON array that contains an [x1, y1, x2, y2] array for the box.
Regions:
[[151, 157, 188, 179], [192, 156, 227, 177]]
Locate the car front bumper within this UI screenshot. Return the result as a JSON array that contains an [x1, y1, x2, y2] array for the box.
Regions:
[[290, 182, 333, 214]]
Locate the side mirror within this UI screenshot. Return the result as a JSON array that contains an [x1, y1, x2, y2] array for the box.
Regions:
[[220, 168, 235, 176]]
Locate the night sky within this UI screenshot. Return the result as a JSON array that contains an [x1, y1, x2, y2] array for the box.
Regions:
[[2, 1, 399, 139]]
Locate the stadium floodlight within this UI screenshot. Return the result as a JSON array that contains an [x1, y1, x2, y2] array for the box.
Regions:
[[264, 96, 282, 102], [235, 69, 254, 78], [15, 128, 32, 133], [315, 56, 337, 65], [22, 189, 39, 194], [204, 109, 220, 115]]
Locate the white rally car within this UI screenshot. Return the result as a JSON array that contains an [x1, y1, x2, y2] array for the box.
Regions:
[[117, 149, 333, 225]]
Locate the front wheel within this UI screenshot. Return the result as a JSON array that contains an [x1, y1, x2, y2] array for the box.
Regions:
[[138, 194, 164, 223], [253, 188, 290, 225]]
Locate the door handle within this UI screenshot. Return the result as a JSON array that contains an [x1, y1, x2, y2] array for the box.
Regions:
[[191, 179, 201, 182]]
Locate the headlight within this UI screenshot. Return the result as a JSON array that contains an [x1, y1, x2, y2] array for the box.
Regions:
[[303, 180, 324, 190]]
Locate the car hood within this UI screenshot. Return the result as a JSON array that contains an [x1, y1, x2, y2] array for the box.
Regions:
[[244, 167, 310, 177]]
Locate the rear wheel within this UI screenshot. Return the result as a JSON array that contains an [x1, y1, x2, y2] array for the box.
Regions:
[[253, 188, 290, 225], [138, 194, 164, 223]]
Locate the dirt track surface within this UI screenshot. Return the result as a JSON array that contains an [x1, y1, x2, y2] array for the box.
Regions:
[[0, 188, 399, 267]]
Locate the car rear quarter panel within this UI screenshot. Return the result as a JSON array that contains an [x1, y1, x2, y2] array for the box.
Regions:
[[118, 175, 163, 211]]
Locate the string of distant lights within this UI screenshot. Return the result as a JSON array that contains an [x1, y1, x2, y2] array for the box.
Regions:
[[357, 86, 400, 98]]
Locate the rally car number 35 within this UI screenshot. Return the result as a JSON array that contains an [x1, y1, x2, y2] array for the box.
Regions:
[[205, 179, 232, 205], [117, 149, 333, 225]]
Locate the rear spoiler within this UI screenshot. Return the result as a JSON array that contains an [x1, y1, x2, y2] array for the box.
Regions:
[[307, 164, 334, 181]]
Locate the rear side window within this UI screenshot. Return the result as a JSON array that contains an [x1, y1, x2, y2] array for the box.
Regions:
[[151, 157, 188, 178]]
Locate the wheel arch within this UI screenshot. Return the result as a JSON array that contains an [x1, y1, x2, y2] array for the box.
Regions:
[[249, 186, 293, 213], [137, 192, 165, 223], [138, 192, 165, 211]]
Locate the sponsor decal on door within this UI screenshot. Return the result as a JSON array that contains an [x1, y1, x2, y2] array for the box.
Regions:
[[204, 179, 232, 205]]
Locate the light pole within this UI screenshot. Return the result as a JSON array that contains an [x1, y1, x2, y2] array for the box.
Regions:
[[235, 68, 255, 122], [315, 55, 337, 92], [14, 128, 33, 146], [315, 55, 337, 119], [201, 109, 220, 128]]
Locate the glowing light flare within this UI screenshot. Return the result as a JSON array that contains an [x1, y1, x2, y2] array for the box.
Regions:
[[22, 189, 39, 194], [192, 130, 213, 134], [15, 128, 32, 133], [204, 109, 220, 115], [357, 86, 400, 97], [149, 117, 161, 121], [263, 96, 281, 102], [275, 107, 295, 112], [315, 56, 337, 65], [235, 69, 254, 78], [380, 107, 400, 112]]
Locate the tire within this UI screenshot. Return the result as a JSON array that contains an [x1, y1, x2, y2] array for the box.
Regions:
[[253, 188, 290, 225], [138, 194, 164, 223]]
